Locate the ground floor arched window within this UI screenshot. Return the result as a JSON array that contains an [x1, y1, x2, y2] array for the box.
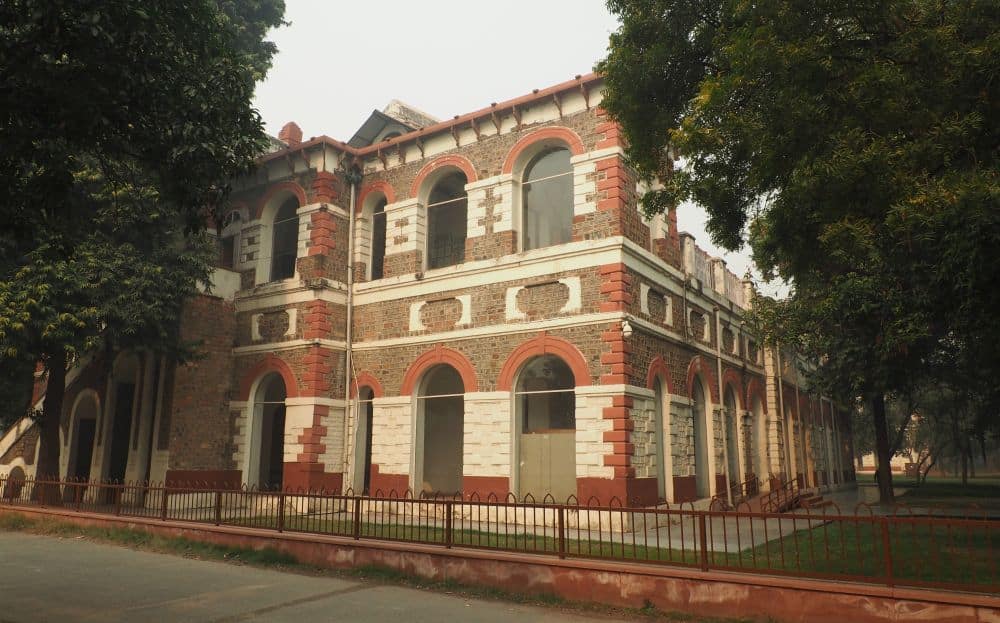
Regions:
[[691, 378, 711, 498], [417, 365, 465, 495], [357, 387, 375, 493], [253, 373, 286, 490]]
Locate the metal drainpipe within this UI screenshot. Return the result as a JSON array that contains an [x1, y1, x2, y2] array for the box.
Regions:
[[714, 306, 731, 505], [342, 165, 360, 492], [793, 362, 803, 489], [775, 344, 786, 487]]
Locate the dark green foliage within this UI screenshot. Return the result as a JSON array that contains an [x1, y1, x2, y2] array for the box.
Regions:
[[599, 0, 1000, 502], [0, 0, 285, 476]]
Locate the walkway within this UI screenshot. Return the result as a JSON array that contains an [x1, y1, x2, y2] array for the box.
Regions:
[[0, 532, 637, 623]]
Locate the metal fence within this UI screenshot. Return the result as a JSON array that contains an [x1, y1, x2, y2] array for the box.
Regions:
[[1, 475, 996, 594]]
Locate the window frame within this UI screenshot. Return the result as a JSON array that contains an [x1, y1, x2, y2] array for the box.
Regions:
[[424, 171, 469, 271], [519, 145, 574, 253]]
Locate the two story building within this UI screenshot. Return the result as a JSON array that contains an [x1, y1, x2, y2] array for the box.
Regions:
[[0, 74, 856, 506]]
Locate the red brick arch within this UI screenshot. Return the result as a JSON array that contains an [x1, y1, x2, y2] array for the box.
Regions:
[[720, 368, 745, 410], [746, 377, 767, 414], [238, 355, 300, 401], [255, 181, 308, 220], [502, 127, 586, 175], [685, 355, 719, 403], [497, 334, 591, 391], [351, 372, 385, 399], [409, 155, 478, 198], [645, 356, 675, 393], [357, 180, 396, 213], [400, 345, 478, 396]]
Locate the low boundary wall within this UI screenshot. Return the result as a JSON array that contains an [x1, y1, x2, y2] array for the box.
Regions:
[[1, 506, 997, 623]]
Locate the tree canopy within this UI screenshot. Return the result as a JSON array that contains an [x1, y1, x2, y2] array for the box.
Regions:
[[0, 0, 286, 481], [598, 0, 999, 502]]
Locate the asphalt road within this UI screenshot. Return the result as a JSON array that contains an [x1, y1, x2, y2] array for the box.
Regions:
[[0, 532, 634, 623]]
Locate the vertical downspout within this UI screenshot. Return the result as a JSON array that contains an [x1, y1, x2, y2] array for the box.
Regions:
[[775, 344, 786, 487], [793, 362, 803, 489], [342, 165, 360, 492]]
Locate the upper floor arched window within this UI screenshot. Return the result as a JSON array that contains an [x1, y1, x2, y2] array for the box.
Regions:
[[270, 197, 299, 281], [220, 210, 243, 270], [522, 147, 573, 251], [426, 172, 467, 269], [371, 197, 387, 280]]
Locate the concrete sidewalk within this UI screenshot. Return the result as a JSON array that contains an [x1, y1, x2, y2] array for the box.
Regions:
[[0, 532, 635, 623]]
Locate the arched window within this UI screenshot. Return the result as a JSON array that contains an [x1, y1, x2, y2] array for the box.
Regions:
[[371, 198, 387, 280], [254, 373, 287, 489], [220, 210, 242, 270], [270, 197, 299, 281], [724, 388, 740, 487], [515, 355, 576, 499], [417, 365, 465, 494], [522, 147, 573, 251], [426, 172, 467, 269], [357, 387, 375, 493], [691, 378, 710, 498]]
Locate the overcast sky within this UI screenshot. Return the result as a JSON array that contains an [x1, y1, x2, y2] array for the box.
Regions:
[[253, 1, 779, 294]]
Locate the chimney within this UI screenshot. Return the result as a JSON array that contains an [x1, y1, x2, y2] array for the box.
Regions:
[[279, 121, 303, 147]]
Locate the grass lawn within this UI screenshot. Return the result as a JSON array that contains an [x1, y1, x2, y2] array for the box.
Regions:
[[731, 520, 997, 590], [228, 512, 997, 591], [896, 477, 1000, 507]]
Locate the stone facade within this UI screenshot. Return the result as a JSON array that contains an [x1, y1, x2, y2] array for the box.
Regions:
[[0, 74, 856, 506]]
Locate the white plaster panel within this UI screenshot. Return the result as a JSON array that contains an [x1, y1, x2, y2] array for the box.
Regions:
[[573, 390, 614, 479], [557, 276, 581, 313], [369, 398, 412, 476], [463, 393, 512, 478], [456, 294, 472, 326], [409, 301, 426, 332], [505, 286, 526, 321]]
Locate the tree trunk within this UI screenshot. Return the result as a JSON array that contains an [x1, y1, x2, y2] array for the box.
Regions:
[[34, 349, 66, 505], [872, 394, 894, 504], [961, 443, 968, 485], [921, 456, 937, 483]]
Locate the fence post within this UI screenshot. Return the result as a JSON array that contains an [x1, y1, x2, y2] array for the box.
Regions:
[[277, 492, 285, 533], [698, 513, 710, 571], [74, 482, 82, 511], [114, 485, 122, 516], [161, 487, 169, 521], [445, 500, 454, 549], [214, 491, 222, 526], [352, 496, 362, 540], [880, 518, 894, 587], [557, 507, 566, 559]]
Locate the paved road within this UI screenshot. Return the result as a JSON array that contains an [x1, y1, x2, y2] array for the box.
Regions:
[[0, 532, 633, 623]]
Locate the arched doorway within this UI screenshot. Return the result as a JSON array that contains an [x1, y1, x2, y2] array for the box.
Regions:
[[68, 392, 99, 482], [724, 388, 740, 491], [515, 355, 576, 500], [745, 396, 765, 482], [253, 373, 287, 490], [653, 378, 669, 502], [691, 378, 711, 499], [106, 354, 140, 484], [417, 365, 464, 495], [3, 466, 26, 500], [357, 387, 375, 493]]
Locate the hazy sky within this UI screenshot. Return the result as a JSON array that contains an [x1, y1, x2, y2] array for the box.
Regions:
[[253, 1, 775, 292]]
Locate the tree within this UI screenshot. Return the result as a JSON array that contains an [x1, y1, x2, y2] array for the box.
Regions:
[[598, 0, 999, 503], [0, 0, 286, 492]]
